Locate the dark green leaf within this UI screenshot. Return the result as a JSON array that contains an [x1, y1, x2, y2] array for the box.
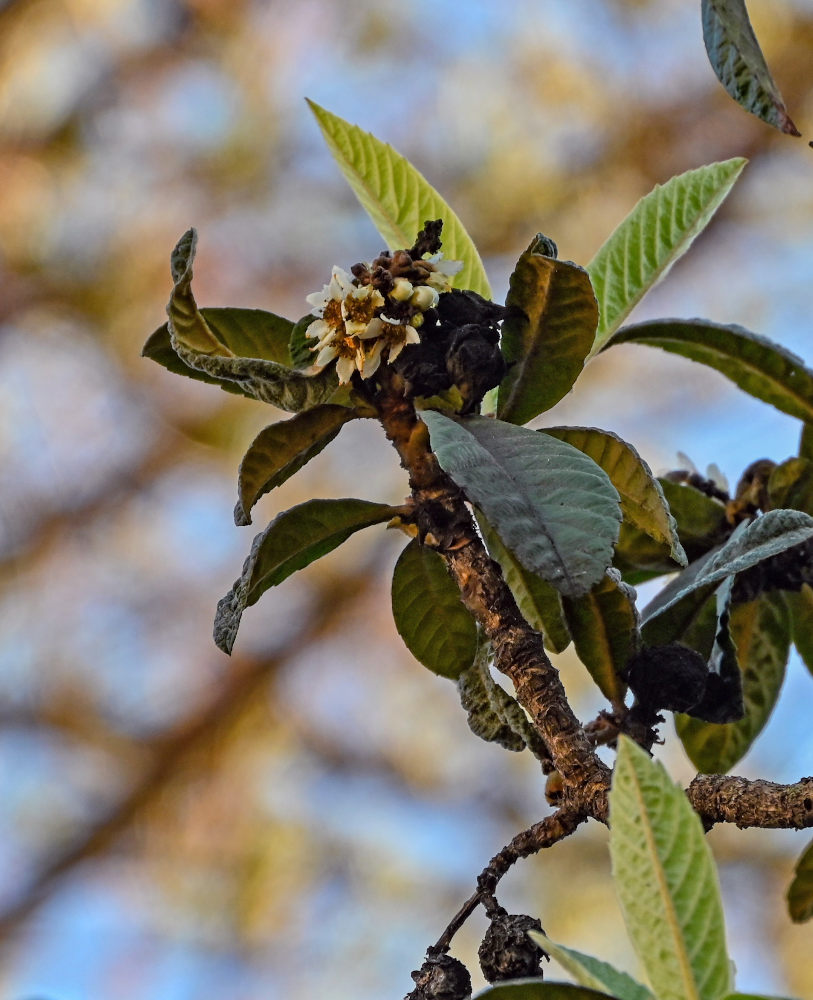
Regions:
[[799, 423, 813, 461], [143, 307, 296, 398], [391, 539, 478, 680], [457, 643, 547, 757], [702, 0, 800, 136], [164, 229, 340, 412], [787, 838, 813, 923], [768, 458, 813, 514], [289, 314, 315, 369], [477, 512, 571, 653], [587, 159, 746, 355], [608, 319, 813, 423], [422, 412, 621, 597], [497, 253, 597, 425], [677, 591, 790, 771], [642, 510, 813, 639], [215, 498, 397, 654], [562, 570, 639, 707], [475, 983, 615, 1000], [234, 405, 357, 526], [546, 427, 685, 566], [787, 584, 813, 677]]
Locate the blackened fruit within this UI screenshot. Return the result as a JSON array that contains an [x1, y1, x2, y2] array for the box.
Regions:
[[406, 953, 472, 1000], [478, 910, 548, 983], [626, 643, 708, 713]]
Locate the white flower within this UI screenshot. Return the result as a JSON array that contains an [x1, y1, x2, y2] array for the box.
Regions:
[[365, 316, 421, 364], [424, 253, 464, 293]]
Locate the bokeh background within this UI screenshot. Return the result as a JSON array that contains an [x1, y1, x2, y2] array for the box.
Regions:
[[1, 0, 812, 997]]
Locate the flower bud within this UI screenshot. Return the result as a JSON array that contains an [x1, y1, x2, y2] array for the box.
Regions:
[[390, 277, 415, 302], [411, 284, 440, 311]]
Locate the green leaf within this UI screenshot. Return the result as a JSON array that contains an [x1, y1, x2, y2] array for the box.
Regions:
[[496, 253, 598, 425], [477, 512, 571, 653], [143, 307, 297, 397], [546, 428, 686, 566], [234, 405, 357, 526], [610, 737, 733, 1000], [702, 0, 800, 136], [529, 933, 654, 1000], [658, 479, 731, 563], [722, 995, 796, 1000], [768, 458, 813, 515], [562, 570, 639, 707], [307, 100, 490, 298], [215, 498, 397, 654], [457, 642, 547, 757], [587, 159, 746, 356], [165, 229, 340, 413], [608, 319, 813, 424], [475, 983, 616, 1000], [642, 510, 813, 640], [787, 584, 813, 676], [787, 838, 813, 923], [799, 423, 813, 461], [288, 314, 316, 369], [676, 592, 790, 771], [391, 539, 478, 680], [422, 412, 621, 597]]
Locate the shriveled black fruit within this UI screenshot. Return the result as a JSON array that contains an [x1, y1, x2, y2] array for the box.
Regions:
[[478, 909, 548, 983], [406, 952, 472, 1000], [445, 324, 506, 415], [627, 643, 708, 713]]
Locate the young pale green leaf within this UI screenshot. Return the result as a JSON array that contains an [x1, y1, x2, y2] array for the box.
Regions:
[[587, 159, 746, 356], [562, 570, 639, 707], [676, 592, 790, 771], [215, 499, 397, 654], [165, 229, 340, 412], [496, 254, 598, 425], [546, 428, 686, 566], [610, 737, 733, 1000], [642, 510, 813, 638], [477, 512, 571, 653], [422, 412, 621, 597], [234, 405, 357, 526], [787, 584, 813, 676], [391, 539, 478, 680], [475, 983, 617, 1000], [144, 307, 296, 397], [457, 643, 547, 757], [787, 838, 813, 923], [702, 0, 800, 136], [608, 320, 813, 424], [529, 933, 654, 1000], [722, 995, 795, 1000], [307, 100, 490, 299]]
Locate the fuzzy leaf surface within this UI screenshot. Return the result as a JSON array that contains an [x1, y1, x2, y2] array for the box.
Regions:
[[562, 570, 639, 706], [477, 512, 571, 653], [676, 592, 790, 770], [587, 159, 746, 356], [610, 737, 732, 1000], [391, 539, 478, 680], [497, 254, 597, 425], [702, 0, 800, 135], [307, 100, 490, 298], [547, 427, 685, 566], [609, 319, 813, 423], [642, 510, 813, 639], [215, 499, 397, 654], [787, 584, 813, 677], [165, 229, 340, 412], [422, 412, 621, 597], [787, 838, 813, 923], [475, 983, 616, 1000], [234, 406, 356, 525], [530, 934, 654, 1000]]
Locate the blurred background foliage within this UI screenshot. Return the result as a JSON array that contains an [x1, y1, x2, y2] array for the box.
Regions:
[[1, 0, 813, 997]]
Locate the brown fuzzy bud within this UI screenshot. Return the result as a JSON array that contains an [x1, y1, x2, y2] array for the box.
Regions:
[[478, 910, 548, 983]]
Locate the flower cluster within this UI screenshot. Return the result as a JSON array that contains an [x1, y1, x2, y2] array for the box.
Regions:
[[305, 247, 463, 384]]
